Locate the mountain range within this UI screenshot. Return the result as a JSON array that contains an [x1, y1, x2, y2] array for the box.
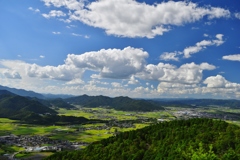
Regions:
[[65, 95, 164, 111], [0, 85, 45, 99]]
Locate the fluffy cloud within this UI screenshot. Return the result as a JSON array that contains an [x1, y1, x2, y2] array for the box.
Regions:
[[42, 10, 66, 19], [128, 76, 139, 85], [65, 79, 84, 85], [156, 75, 240, 98], [203, 75, 240, 88], [160, 52, 179, 61], [42, 0, 84, 10], [2, 70, 22, 79], [65, 46, 148, 79], [140, 62, 216, 84], [0, 47, 148, 82], [222, 54, 240, 61], [183, 34, 224, 58], [161, 34, 225, 60], [111, 82, 122, 88], [41, 0, 230, 38], [157, 82, 198, 95], [26, 63, 83, 81]]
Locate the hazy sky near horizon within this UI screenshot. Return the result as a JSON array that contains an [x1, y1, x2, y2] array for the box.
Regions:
[[0, 0, 240, 99]]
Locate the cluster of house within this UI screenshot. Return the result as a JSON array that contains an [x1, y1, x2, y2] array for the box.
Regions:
[[173, 109, 236, 120], [0, 134, 88, 152]]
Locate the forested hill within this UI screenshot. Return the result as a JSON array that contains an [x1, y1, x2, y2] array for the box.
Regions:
[[31, 97, 76, 109], [0, 93, 89, 125], [65, 95, 164, 111], [46, 118, 240, 160], [0, 93, 57, 120]]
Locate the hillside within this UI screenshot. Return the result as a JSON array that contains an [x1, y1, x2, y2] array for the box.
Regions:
[[0, 94, 57, 120], [0, 85, 45, 99], [46, 118, 240, 160], [31, 98, 76, 109], [65, 95, 164, 111]]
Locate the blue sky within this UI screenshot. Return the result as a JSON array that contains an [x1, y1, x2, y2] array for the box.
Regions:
[[0, 0, 240, 99]]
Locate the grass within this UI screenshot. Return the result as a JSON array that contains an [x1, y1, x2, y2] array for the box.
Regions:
[[0, 108, 168, 144], [58, 108, 140, 120], [15, 152, 54, 159], [0, 118, 17, 123], [15, 152, 33, 158]]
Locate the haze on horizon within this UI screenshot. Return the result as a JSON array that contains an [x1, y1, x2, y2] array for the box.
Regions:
[[0, 0, 240, 99]]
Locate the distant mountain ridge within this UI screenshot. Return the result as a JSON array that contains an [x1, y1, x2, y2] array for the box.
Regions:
[[152, 98, 240, 108], [0, 85, 45, 99], [65, 95, 164, 111]]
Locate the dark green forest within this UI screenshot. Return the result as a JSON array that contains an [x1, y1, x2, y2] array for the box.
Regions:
[[0, 94, 57, 119], [0, 92, 89, 125], [46, 118, 240, 160], [65, 95, 164, 111]]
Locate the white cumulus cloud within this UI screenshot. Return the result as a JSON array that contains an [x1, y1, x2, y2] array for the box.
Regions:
[[41, 0, 230, 38], [222, 54, 240, 61], [42, 0, 84, 10], [26, 63, 83, 81], [140, 62, 216, 84], [65, 46, 148, 79], [160, 52, 180, 61], [128, 76, 139, 85], [204, 75, 240, 88]]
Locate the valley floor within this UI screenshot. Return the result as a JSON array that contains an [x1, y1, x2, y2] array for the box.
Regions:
[[1, 105, 240, 159]]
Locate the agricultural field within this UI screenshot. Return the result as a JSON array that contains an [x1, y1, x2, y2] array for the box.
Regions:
[[58, 107, 173, 120], [0, 107, 166, 142], [2, 106, 240, 159]]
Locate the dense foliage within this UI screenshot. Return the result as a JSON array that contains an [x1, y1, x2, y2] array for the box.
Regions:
[[22, 114, 89, 125], [0, 92, 88, 125], [65, 95, 164, 111], [31, 97, 76, 109], [46, 118, 240, 160], [0, 94, 57, 119], [47, 98, 75, 109]]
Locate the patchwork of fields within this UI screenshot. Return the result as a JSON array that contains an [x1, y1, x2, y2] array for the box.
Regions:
[[1, 106, 240, 159]]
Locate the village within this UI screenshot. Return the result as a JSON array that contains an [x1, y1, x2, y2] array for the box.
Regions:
[[170, 107, 239, 121], [0, 134, 89, 152]]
